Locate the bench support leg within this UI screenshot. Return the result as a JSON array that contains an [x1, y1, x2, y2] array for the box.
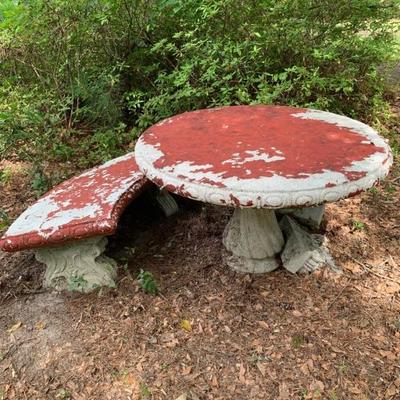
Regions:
[[278, 205, 325, 230], [156, 189, 179, 217], [223, 208, 284, 273], [279, 215, 338, 274], [35, 236, 117, 292]]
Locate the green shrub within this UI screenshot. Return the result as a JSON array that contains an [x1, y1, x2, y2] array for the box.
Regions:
[[0, 0, 398, 167], [136, 0, 399, 127]]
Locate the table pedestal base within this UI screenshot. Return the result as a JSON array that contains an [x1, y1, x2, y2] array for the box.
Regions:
[[223, 208, 284, 273]]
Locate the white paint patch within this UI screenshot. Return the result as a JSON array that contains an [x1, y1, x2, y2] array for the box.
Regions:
[[222, 150, 285, 166], [292, 109, 388, 148]]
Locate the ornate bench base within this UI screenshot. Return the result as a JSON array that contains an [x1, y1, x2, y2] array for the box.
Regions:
[[35, 236, 117, 292]]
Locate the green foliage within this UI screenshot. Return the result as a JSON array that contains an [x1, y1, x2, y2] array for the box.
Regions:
[[138, 269, 158, 295], [56, 388, 72, 400], [291, 334, 306, 348], [0, 0, 398, 167], [68, 275, 89, 292], [352, 220, 366, 230], [138, 0, 399, 126], [0, 210, 10, 231], [0, 165, 13, 184], [140, 383, 151, 399], [30, 169, 52, 197]]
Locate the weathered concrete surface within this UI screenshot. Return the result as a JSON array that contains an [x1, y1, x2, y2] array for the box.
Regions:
[[223, 208, 284, 273], [278, 205, 325, 229], [135, 105, 392, 209], [35, 236, 117, 292], [0, 153, 149, 252], [279, 216, 337, 274]]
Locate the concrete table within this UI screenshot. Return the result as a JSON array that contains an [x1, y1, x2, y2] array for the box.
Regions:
[[135, 105, 392, 273]]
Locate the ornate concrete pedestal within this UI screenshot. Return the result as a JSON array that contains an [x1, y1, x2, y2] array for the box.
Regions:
[[222, 208, 284, 273], [35, 236, 117, 292]]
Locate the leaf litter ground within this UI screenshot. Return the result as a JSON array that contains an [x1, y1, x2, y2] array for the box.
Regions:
[[0, 118, 399, 400]]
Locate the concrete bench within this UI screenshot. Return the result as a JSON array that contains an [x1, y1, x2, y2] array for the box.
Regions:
[[0, 153, 177, 292]]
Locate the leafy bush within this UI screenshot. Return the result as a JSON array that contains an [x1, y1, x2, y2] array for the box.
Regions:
[[0, 0, 398, 167], [137, 0, 399, 126]]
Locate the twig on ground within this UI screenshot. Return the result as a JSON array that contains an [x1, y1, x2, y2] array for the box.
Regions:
[[346, 254, 400, 285], [74, 312, 83, 329], [389, 254, 399, 271]]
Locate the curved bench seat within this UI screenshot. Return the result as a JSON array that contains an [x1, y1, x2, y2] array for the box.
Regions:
[[0, 153, 151, 292], [0, 153, 149, 252]]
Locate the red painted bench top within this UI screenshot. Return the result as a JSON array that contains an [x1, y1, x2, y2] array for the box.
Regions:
[[135, 105, 392, 208], [0, 153, 149, 252]]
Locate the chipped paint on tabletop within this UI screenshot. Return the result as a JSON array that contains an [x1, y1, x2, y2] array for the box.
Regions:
[[0, 153, 149, 252], [135, 105, 392, 208]]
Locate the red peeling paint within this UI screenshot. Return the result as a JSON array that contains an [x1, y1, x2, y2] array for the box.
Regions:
[[143, 105, 385, 186], [325, 182, 336, 188], [0, 154, 150, 252], [347, 189, 364, 198], [229, 194, 241, 207]]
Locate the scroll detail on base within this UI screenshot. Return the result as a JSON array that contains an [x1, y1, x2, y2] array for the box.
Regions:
[[35, 236, 117, 292]]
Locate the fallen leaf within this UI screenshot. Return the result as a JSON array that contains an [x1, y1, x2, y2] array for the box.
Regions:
[[345, 263, 362, 273], [372, 334, 386, 342], [175, 394, 187, 400], [321, 363, 330, 371], [385, 384, 397, 398], [182, 366, 192, 376], [348, 386, 362, 394], [377, 282, 400, 294], [300, 363, 309, 375], [211, 375, 219, 387], [180, 319, 192, 332], [256, 362, 266, 377], [35, 321, 47, 330], [386, 282, 400, 294], [278, 382, 290, 400], [7, 322, 22, 334], [292, 310, 302, 317], [224, 325, 232, 333], [238, 363, 246, 384], [379, 350, 396, 361], [257, 321, 269, 329]]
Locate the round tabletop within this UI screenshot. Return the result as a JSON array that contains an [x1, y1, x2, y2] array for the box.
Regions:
[[135, 105, 392, 208]]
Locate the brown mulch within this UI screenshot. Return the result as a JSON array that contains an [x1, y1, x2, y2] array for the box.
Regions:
[[0, 113, 399, 399]]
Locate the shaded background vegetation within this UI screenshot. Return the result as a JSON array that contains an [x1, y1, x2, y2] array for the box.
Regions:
[[0, 0, 399, 170]]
